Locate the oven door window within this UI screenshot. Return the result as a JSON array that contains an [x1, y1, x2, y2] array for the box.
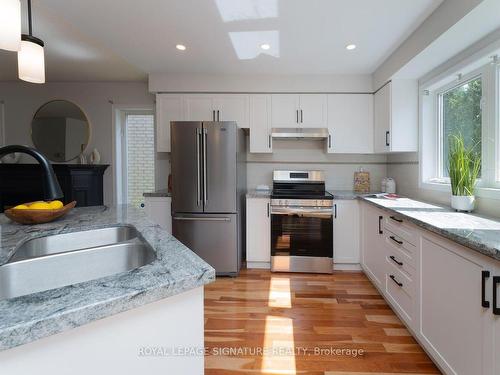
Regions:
[[271, 211, 333, 258]]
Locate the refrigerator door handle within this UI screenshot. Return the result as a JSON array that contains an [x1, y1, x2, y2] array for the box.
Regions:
[[196, 128, 201, 206], [173, 216, 231, 222], [203, 128, 208, 205]]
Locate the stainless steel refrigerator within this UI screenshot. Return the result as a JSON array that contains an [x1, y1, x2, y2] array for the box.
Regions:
[[170, 121, 246, 276]]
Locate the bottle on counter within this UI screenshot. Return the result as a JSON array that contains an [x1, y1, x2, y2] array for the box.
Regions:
[[386, 178, 396, 194]]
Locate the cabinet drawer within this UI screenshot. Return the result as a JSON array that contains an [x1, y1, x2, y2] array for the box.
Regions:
[[386, 261, 414, 322], [384, 215, 417, 246], [384, 228, 416, 271]]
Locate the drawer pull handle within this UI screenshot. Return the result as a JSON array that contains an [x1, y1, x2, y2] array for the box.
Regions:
[[378, 215, 383, 234], [482, 270, 490, 308], [494, 276, 500, 315], [389, 255, 403, 266], [390, 274, 403, 287], [389, 236, 403, 245], [390, 216, 403, 223]]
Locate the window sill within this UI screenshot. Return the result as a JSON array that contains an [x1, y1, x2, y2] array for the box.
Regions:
[[420, 181, 500, 200]]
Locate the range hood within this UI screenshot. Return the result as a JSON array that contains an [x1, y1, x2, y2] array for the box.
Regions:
[[271, 128, 329, 140]]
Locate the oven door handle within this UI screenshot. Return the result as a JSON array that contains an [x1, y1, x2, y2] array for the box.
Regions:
[[271, 207, 333, 217]]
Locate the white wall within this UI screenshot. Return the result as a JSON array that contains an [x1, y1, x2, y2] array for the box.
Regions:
[[247, 140, 387, 192], [0, 81, 154, 205]]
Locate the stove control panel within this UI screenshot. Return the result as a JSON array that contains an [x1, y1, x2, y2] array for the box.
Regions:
[[270, 198, 333, 207]]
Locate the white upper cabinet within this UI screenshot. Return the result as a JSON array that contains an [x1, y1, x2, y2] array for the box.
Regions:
[[271, 94, 327, 128], [298, 94, 328, 128], [213, 94, 249, 128], [271, 94, 299, 127], [184, 95, 215, 121], [327, 94, 373, 153], [156, 94, 184, 153], [374, 80, 418, 153], [249, 94, 272, 153]]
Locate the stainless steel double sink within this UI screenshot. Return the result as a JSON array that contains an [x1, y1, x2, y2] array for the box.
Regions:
[[0, 226, 156, 300]]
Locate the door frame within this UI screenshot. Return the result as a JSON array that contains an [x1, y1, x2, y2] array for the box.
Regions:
[[112, 104, 155, 205]]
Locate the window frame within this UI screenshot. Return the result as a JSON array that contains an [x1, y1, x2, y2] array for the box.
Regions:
[[420, 61, 500, 198]]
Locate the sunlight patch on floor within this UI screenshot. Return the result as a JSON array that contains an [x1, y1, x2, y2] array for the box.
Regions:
[[268, 277, 292, 308], [261, 315, 296, 374]]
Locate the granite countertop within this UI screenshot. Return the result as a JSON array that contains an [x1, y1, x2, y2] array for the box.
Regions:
[[361, 196, 500, 262], [143, 188, 171, 197], [0, 205, 215, 351]]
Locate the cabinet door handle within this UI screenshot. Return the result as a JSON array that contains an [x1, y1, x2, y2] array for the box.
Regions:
[[482, 270, 490, 308], [390, 215, 403, 223], [493, 276, 500, 315], [385, 130, 390, 146], [389, 235, 403, 245], [378, 215, 383, 234], [389, 255, 403, 266], [390, 274, 403, 287], [300, 109, 303, 123], [328, 134, 332, 148], [212, 110, 215, 121], [334, 204, 337, 218], [268, 135, 271, 149], [296, 109, 299, 123], [217, 110, 220, 121], [267, 202, 270, 217]]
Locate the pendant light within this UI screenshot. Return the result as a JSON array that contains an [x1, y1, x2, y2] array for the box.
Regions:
[[18, 0, 45, 84], [0, 0, 21, 51]]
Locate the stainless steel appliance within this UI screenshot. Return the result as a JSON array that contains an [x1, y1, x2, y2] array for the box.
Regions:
[[170, 121, 246, 276], [271, 170, 333, 273]]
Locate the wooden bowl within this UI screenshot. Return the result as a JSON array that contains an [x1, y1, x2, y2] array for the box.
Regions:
[[4, 201, 77, 225]]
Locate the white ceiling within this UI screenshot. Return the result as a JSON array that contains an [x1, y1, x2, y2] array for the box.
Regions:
[[0, 0, 444, 81]]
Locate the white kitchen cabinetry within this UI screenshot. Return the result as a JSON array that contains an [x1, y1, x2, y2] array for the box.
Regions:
[[333, 200, 360, 264], [156, 94, 184, 153], [144, 196, 172, 233], [246, 197, 271, 268], [374, 80, 418, 153], [494, 264, 500, 375], [360, 203, 386, 289], [419, 232, 493, 375], [183, 94, 214, 121], [213, 94, 249, 128], [271, 94, 327, 128], [327, 94, 373, 153], [249, 95, 272, 153]]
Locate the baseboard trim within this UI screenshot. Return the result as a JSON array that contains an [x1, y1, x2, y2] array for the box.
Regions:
[[246, 262, 271, 269], [334, 263, 362, 271]]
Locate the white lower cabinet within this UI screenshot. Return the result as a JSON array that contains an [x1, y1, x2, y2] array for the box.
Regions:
[[360, 203, 386, 289], [333, 200, 360, 264], [419, 232, 493, 375], [246, 197, 271, 268], [144, 196, 172, 233]]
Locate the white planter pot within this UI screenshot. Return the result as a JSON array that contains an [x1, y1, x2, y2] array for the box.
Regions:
[[451, 195, 475, 212]]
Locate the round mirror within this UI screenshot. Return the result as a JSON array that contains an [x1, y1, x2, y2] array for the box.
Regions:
[[31, 100, 90, 162]]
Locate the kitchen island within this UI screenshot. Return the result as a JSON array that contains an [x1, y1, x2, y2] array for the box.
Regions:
[[0, 205, 215, 375]]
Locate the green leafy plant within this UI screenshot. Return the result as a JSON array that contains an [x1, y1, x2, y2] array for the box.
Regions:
[[448, 133, 481, 196]]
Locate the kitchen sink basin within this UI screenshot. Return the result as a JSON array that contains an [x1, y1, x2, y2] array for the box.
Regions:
[[0, 226, 156, 300]]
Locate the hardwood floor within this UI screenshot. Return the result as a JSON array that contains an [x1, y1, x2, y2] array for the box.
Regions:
[[204, 269, 441, 375]]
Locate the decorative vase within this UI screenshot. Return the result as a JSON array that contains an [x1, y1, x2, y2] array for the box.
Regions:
[[451, 195, 475, 212], [89, 148, 101, 164]]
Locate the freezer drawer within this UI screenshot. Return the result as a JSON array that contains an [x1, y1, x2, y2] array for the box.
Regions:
[[172, 213, 239, 275]]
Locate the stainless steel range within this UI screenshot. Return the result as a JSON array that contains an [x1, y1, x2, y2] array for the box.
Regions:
[[270, 170, 333, 274]]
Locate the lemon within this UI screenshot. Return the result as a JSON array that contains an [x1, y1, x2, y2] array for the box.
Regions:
[[13, 204, 29, 210], [29, 202, 52, 210], [48, 200, 64, 209]]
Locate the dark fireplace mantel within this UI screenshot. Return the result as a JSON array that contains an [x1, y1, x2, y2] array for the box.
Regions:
[[0, 164, 109, 212]]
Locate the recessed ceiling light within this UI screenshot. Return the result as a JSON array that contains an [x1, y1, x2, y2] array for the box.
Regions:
[[260, 43, 270, 50], [176, 44, 186, 51], [346, 44, 356, 50]]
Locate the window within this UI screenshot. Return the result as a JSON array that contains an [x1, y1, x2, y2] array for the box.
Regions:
[[438, 77, 482, 178], [420, 59, 500, 196]]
